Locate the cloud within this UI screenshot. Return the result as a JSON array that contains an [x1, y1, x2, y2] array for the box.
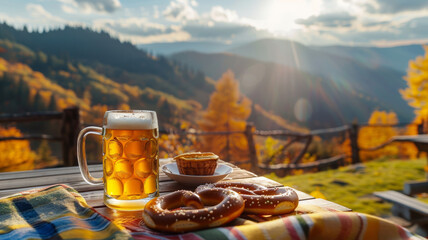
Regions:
[[93, 17, 190, 44], [295, 12, 356, 28], [158, 2, 270, 42], [60, 0, 121, 14], [182, 21, 266, 41], [26, 4, 66, 26], [175, 4, 272, 42], [395, 16, 428, 38], [163, 0, 198, 22], [0, 13, 30, 29], [361, 20, 390, 27], [127, 31, 191, 44], [75, 0, 121, 13], [94, 18, 176, 36], [210, 6, 238, 22], [364, 0, 428, 14], [153, 5, 160, 19], [291, 15, 428, 46]]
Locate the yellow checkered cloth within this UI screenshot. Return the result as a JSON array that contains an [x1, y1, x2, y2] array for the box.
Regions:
[[0, 185, 424, 240], [0, 184, 131, 240]]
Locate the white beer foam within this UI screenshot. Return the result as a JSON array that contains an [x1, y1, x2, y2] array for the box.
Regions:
[[106, 113, 154, 129]]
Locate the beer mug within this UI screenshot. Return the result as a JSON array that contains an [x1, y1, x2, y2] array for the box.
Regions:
[[77, 110, 159, 210]]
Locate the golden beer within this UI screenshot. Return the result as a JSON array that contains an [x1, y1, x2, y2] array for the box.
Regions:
[[77, 110, 159, 211], [103, 128, 159, 205]]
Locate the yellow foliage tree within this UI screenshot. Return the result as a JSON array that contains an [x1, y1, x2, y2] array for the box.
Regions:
[[358, 110, 398, 161], [83, 104, 109, 125], [198, 70, 252, 163], [399, 46, 428, 158], [0, 127, 36, 172], [401, 46, 428, 117]]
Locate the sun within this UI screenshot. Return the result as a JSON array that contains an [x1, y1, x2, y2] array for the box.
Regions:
[[262, 0, 321, 33]]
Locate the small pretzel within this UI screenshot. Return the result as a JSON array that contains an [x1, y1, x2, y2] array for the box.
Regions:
[[197, 182, 299, 215], [142, 188, 244, 233]]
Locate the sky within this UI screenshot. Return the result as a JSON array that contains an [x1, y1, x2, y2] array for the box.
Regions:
[[1, 0, 428, 47]]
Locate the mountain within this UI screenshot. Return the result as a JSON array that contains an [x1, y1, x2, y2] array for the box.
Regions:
[[312, 44, 424, 72], [0, 23, 418, 130], [171, 51, 408, 128], [0, 23, 217, 129], [0, 39, 207, 129], [0, 23, 213, 106], [0, 24, 299, 131], [138, 41, 236, 56], [223, 39, 414, 121]]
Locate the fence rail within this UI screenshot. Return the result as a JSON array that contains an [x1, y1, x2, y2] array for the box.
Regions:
[[0, 108, 423, 173], [159, 122, 424, 175], [0, 108, 80, 167]]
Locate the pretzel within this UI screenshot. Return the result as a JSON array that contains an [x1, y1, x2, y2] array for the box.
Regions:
[[197, 182, 299, 215], [142, 188, 244, 233]]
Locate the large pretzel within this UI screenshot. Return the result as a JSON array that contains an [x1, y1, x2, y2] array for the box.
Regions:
[[197, 182, 299, 215], [142, 188, 244, 233]]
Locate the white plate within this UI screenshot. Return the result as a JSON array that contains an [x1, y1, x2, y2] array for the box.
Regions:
[[161, 163, 233, 185]]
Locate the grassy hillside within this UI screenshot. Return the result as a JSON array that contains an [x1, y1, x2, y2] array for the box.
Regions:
[[267, 158, 426, 216]]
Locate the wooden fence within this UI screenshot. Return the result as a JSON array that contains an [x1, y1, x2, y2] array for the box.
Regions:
[[161, 122, 422, 175], [0, 108, 80, 167], [0, 108, 422, 173]]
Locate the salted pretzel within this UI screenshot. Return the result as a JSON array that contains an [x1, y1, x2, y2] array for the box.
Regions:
[[197, 182, 299, 215], [142, 188, 244, 233]]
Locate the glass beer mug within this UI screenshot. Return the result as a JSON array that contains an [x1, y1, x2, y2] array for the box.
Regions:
[[77, 110, 159, 210]]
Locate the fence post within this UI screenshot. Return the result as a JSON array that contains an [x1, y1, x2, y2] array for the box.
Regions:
[[245, 122, 258, 172], [417, 119, 424, 135], [61, 107, 80, 166], [349, 123, 361, 164]]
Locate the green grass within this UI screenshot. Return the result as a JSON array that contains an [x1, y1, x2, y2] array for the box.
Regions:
[[266, 158, 426, 216]]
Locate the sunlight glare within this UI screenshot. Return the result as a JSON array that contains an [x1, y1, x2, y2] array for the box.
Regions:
[[294, 98, 312, 122], [263, 0, 321, 33]]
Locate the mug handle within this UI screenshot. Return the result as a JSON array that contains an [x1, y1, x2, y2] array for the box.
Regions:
[[77, 126, 103, 185]]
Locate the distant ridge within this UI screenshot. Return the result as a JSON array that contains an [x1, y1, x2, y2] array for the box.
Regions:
[[171, 48, 414, 128], [0, 23, 215, 104], [225, 38, 416, 121], [0, 23, 304, 130], [138, 41, 236, 56], [312, 44, 424, 72]]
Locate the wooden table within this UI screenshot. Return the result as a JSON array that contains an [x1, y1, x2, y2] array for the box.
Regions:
[[0, 159, 350, 228]]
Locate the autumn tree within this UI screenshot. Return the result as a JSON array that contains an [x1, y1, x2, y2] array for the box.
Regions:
[[399, 46, 428, 158], [0, 126, 36, 172], [401, 46, 428, 121], [35, 140, 58, 168], [358, 110, 399, 161], [198, 70, 252, 163]]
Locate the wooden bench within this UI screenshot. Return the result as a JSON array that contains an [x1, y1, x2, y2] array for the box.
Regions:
[[373, 190, 428, 236]]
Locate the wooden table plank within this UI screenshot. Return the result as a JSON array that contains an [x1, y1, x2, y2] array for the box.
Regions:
[[0, 165, 103, 180], [0, 167, 257, 198], [0, 158, 164, 181], [223, 176, 282, 187], [84, 186, 314, 209], [297, 198, 351, 212], [0, 159, 251, 191], [0, 157, 350, 229], [0, 172, 101, 191], [0, 182, 105, 198]]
